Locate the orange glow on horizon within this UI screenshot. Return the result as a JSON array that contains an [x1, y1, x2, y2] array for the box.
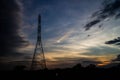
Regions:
[[97, 61, 111, 67]]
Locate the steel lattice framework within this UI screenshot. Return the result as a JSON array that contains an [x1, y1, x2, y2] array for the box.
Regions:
[[31, 14, 46, 70]]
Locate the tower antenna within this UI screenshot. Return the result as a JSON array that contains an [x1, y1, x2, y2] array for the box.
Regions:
[[31, 14, 47, 70]]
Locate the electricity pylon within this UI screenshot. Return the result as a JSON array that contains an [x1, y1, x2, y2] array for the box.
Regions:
[[31, 14, 46, 70]]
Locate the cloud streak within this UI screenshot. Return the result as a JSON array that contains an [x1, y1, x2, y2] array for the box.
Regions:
[[84, 0, 120, 30], [105, 37, 120, 45]]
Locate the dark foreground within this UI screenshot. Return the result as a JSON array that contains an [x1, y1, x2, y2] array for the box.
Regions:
[[1, 67, 120, 80]]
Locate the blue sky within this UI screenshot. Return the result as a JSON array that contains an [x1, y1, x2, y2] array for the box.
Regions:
[[15, 0, 120, 68]]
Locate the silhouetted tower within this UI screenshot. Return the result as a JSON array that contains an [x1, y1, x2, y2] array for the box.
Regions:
[[31, 14, 46, 70]]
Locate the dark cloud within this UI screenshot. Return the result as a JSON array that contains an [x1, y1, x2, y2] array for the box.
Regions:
[[105, 37, 120, 45], [105, 37, 120, 67], [98, 24, 103, 28], [112, 55, 120, 61], [82, 61, 102, 65], [84, 0, 120, 30], [0, 0, 29, 56], [84, 20, 100, 31]]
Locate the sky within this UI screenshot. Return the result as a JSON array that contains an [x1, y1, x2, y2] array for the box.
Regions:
[[1, 0, 120, 70]]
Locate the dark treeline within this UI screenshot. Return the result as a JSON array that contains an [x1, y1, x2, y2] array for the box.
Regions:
[[1, 63, 120, 80]]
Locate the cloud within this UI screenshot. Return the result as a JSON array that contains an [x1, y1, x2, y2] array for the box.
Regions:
[[47, 56, 109, 68], [84, 20, 101, 31], [82, 60, 102, 65], [112, 54, 120, 62], [84, 0, 120, 30], [82, 60, 102, 64], [102, 54, 120, 68], [105, 37, 120, 66], [0, 0, 29, 56], [105, 37, 120, 45], [46, 57, 100, 68]]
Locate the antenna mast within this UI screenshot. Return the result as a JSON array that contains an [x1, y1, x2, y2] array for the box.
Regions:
[[31, 14, 46, 70]]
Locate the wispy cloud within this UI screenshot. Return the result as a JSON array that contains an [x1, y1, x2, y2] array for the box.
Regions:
[[56, 29, 74, 43], [84, 0, 120, 30]]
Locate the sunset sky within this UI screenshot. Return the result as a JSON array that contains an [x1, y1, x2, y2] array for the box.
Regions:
[[1, 0, 120, 70]]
